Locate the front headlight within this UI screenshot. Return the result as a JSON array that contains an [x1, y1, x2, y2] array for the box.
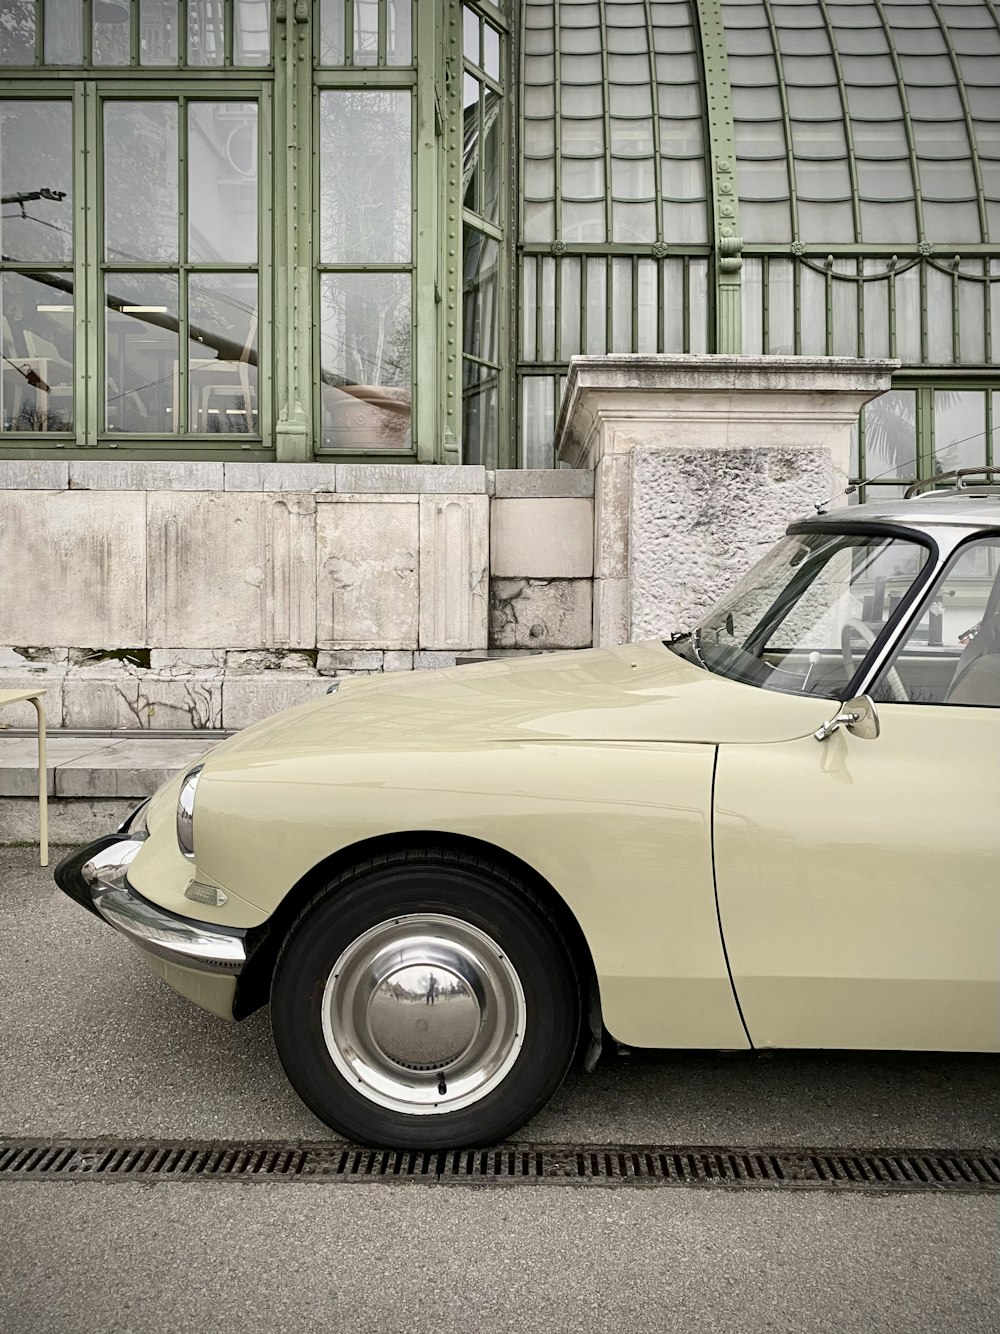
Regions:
[[176, 764, 204, 861]]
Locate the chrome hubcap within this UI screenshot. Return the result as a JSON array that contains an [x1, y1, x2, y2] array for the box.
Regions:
[[321, 913, 526, 1116]]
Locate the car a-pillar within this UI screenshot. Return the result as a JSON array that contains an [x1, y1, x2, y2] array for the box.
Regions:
[[554, 354, 899, 644]]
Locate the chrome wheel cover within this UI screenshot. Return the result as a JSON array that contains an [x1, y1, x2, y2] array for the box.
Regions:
[[320, 913, 527, 1116]]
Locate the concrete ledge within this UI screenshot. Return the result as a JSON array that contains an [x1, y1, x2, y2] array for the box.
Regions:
[[0, 735, 211, 800]]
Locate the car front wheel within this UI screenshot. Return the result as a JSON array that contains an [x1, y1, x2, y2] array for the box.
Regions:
[[270, 850, 580, 1148]]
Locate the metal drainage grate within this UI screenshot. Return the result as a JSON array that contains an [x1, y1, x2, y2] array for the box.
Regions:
[[0, 1140, 998, 1192]]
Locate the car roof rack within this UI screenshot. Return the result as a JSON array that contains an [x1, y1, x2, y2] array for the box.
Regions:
[[904, 467, 1000, 499]]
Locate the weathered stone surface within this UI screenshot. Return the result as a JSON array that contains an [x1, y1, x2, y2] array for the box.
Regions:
[[593, 578, 629, 647], [0, 460, 68, 489], [54, 737, 211, 798], [0, 736, 119, 797], [413, 651, 458, 670], [490, 579, 593, 650], [629, 445, 833, 640], [69, 461, 224, 490], [419, 495, 489, 650], [140, 678, 223, 731], [335, 465, 487, 494], [594, 454, 631, 579], [0, 646, 68, 667], [317, 500, 419, 649], [0, 491, 146, 648], [222, 676, 328, 730], [317, 650, 384, 674], [224, 463, 338, 492], [63, 674, 144, 730], [0, 670, 66, 727], [491, 498, 594, 579], [225, 650, 317, 675], [149, 649, 225, 675], [492, 469, 594, 498], [383, 651, 413, 673], [147, 492, 316, 648]]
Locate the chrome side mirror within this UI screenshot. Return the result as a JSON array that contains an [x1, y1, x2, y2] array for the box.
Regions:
[[814, 694, 881, 743]]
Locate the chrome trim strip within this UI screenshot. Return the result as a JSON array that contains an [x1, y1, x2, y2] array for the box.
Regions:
[[83, 841, 246, 974]]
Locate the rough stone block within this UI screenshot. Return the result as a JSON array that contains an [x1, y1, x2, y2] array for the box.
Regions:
[[383, 651, 413, 673], [149, 649, 225, 675], [334, 464, 487, 495], [490, 579, 593, 650], [594, 453, 631, 579], [593, 578, 630, 647], [317, 500, 419, 649], [147, 492, 316, 649], [0, 460, 68, 489], [0, 490, 146, 648], [224, 463, 338, 492], [0, 670, 66, 728], [492, 469, 594, 498], [491, 498, 594, 579], [629, 445, 833, 640], [222, 676, 328, 730], [413, 652, 458, 671], [317, 650, 384, 674], [0, 646, 68, 667], [419, 495, 489, 650], [225, 650, 317, 675], [69, 461, 224, 490]]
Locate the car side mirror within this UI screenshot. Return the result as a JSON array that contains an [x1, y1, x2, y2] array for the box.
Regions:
[[814, 694, 881, 743]]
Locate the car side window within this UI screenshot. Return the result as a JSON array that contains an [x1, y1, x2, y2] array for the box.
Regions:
[[875, 538, 1000, 707]]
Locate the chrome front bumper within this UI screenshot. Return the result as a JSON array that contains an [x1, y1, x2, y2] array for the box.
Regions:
[[79, 839, 246, 975]]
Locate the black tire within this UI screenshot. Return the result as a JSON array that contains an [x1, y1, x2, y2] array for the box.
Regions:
[[270, 849, 580, 1148]]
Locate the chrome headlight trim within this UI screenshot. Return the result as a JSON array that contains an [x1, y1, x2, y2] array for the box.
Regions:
[[176, 764, 204, 861]]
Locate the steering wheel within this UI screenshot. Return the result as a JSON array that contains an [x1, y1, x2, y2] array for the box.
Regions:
[[840, 620, 908, 702]]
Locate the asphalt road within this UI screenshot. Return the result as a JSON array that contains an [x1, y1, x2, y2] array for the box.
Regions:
[[1, 845, 998, 1334]]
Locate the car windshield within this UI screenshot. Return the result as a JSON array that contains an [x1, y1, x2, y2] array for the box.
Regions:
[[668, 529, 931, 699]]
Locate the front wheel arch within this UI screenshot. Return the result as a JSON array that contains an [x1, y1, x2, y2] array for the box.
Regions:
[[235, 832, 602, 1063]]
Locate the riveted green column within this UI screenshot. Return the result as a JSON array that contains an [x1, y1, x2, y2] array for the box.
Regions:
[[439, 0, 463, 461], [274, 0, 312, 460], [693, 0, 743, 354]]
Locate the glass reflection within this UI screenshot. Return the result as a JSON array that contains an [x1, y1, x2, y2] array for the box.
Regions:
[[235, 0, 270, 66], [1, 272, 73, 432], [864, 389, 917, 482], [44, 0, 83, 64], [354, 0, 378, 65], [320, 91, 410, 264], [105, 273, 178, 433], [935, 391, 987, 473], [0, 101, 73, 262], [319, 0, 345, 64], [463, 229, 498, 365], [463, 365, 498, 467], [319, 273, 411, 450], [188, 274, 258, 434], [188, 0, 225, 66], [104, 102, 178, 263], [188, 102, 258, 264], [387, 0, 410, 65], [93, 0, 131, 66], [0, 1, 35, 64], [139, 0, 178, 65]]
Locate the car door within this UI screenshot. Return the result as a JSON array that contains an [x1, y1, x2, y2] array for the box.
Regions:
[[713, 535, 1000, 1053]]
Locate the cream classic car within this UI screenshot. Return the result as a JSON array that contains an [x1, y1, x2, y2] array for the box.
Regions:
[[56, 482, 1000, 1147]]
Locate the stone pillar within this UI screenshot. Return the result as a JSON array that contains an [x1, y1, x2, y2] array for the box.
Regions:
[[554, 354, 898, 645]]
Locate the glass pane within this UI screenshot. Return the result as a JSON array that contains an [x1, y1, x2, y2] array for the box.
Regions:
[[742, 257, 763, 355], [462, 363, 498, 467], [799, 264, 826, 356], [105, 273, 179, 434], [188, 273, 258, 434], [319, 272, 411, 450], [539, 256, 555, 361], [319, 0, 345, 64], [1, 272, 73, 432], [612, 200, 655, 243], [140, 0, 179, 65], [482, 90, 501, 225], [0, 1, 35, 63], [585, 256, 607, 354], [560, 256, 581, 359], [104, 102, 178, 263], [864, 389, 917, 481], [767, 259, 795, 354], [354, 0, 378, 65], [636, 259, 657, 353], [0, 101, 73, 262], [188, 102, 258, 264], [464, 74, 481, 215], [387, 0, 411, 65], [320, 91, 410, 264], [957, 270, 985, 365], [935, 390, 986, 472], [484, 22, 500, 79], [831, 264, 859, 358], [463, 6, 479, 63], [235, 0, 270, 66], [862, 268, 889, 359], [94, 0, 132, 65], [188, 0, 225, 66], [895, 265, 921, 363], [926, 264, 954, 365], [520, 256, 536, 360], [45, 0, 83, 63], [521, 376, 554, 469], [463, 227, 499, 365], [611, 257, 631, 351]]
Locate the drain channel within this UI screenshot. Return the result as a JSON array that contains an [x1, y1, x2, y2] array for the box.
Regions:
[[1, 1140, 997, 1192]]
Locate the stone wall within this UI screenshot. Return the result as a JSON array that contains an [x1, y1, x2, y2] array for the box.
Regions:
[[0, 461, 594, 730]]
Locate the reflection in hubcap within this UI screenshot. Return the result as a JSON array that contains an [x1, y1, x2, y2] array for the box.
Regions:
[[321, 913, 526, 1116]]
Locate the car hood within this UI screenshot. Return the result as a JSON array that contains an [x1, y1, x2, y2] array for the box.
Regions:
[[208, 640, 830, 762]]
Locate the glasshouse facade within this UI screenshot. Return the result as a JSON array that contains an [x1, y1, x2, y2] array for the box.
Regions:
[[0, 0, 997, 486]]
